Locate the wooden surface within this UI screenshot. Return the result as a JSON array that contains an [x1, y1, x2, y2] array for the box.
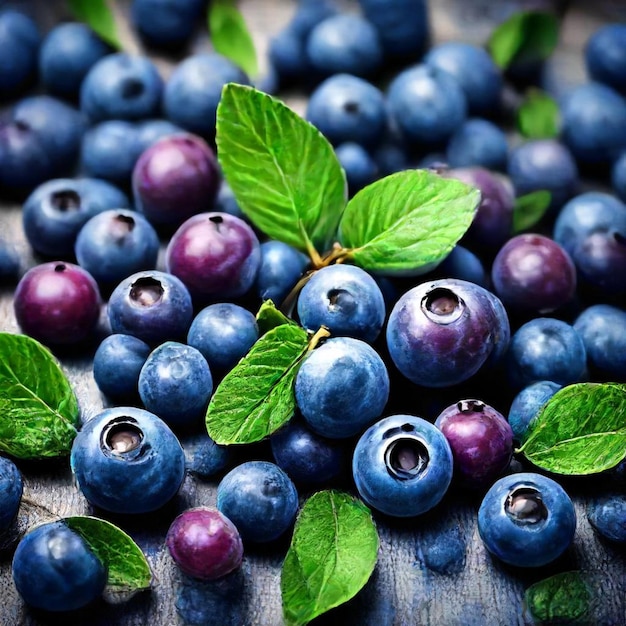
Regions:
[[1, 1, 626, 625]]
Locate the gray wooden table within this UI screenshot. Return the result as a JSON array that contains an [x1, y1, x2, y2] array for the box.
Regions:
[[1, 1, 625, 624]]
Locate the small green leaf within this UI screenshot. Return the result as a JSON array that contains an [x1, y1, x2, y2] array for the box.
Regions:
[[517, 89, 560, 139], [524, 571, 591, 624], [65, 516, 152, 593], [0, 333, 79, 459], [512, 189, 552, 233], [338, 169, 479, 275], [281, 490, 379, 626], [66, 0, 122, 49], [487, 11, 559, 70], [256, 300, 297, 335], [519, 383, 626, 475], [206, 323, 309, 444], [216, 84, 347, 260], [208, 0, 258, 78]]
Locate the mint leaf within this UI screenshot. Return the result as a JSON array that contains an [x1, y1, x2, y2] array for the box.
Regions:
[[517, 89, 560, 139], [208, 0, 258, 78], [0, 333, 79, 459], [338, 169, 480, 275], [206, 323, 309, 444], [65, 516, 152, 595], [488, 11, 559, 69], [216, 84, 347, 261], [518, 383, 626, 475], [524, 571, 591, 624], [512, 189, 552, 233], [66, 0, 122, 49], [256, 300, 297, 335], [281, 490, 379, 626]]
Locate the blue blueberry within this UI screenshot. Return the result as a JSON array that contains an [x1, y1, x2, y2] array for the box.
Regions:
[[294, 336, 390, 439], [478, 472, 577, 568], [584, 23, 626, 94], [0, 239, 20, 283], [335, 142, 378, 195], [506, 317, 587, 390], [507, 380, 562, 443], [267, 26, 313, 86], [352, 414, 453, 518], [0, 9, 40, 96], [612, 151, 626, 202], [436, 245, 488, 288], [0, 456, 22, 532], [186, 302, 259, 376], [296, 263, 386, 343], [70, 406, 186, 514], [39, 22, 111, 99], [12, 521, 107, 612], [135, 118, 184, 152], [305, 73, 387, 148], [183, 431, 232, 479], [92, 333, 151, 402], [163, 53, 250, 139], [290, 0, 339, 39], [75, 208, 160, 287], [445, 118, 508, 171], [216, 461, 299, 543], [587, 494, 626, 544], [138, 341, 213, 428], [107, 269, 194, 346], [22, 177, 130, 258], [424, 41, 503, 116], [80, 52, 163, 122], [573, 304, 626, 380], [214, 179, 246, 221]]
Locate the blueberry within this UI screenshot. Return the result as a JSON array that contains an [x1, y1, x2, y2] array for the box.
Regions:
[[214, 179, 246, 221], [165, 212, 261, 304], [12, 521, 107, 612], [335, 142, 379, 195], [267, 26, 313, 86], [135, 118, 184, 152], [0, 239, 20, 283], [93, 333, 151, 402], [107, 269, 194, 346], [0, 9, 40, 96], [0, 456, 23, 532], [186, 302, 259, 376], [436, 245, 488, 288], [14, 261, 102, 346], [477, 472, 577, 568], [75, 208, 160, 288], [587, 494, 626, 544], [445, 118, 509, 171], [584, 23, 626, 94], [80, 52, 163, 122], [352, 414, 453, 518], [435, 399, 513, 489], [385, 278, 509, 387], [138, 341, 213, 429], [507, 380, 562, 443], [290, 0, 339, 39], [216, 461, 299, 543], [296, 264, 386, 343], [22, 176, 130, 258], [183, 431, 232, 479], [294, 336, 390, 439], [612, 151, 626, 202], [70, 406, 186, 514], [166, 507, 244, 580], [506, 317, 587, 390], [39, 22, 111, 99], [162, 53, 250, 139]]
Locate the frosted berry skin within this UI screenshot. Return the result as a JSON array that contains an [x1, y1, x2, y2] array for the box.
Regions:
[[14, 261, 101, 346], [477, 472, 577, 568], [165, 212, 261, 303], [352, 414, 454, 518], [507, 380, 562, 444], [435, 400, 513, 489], [11, 521, 107, 612], [587, 494, 626, 544], [70, 406, 186, 514], [166, 507, 244, 580], [0, 456, 23, 532], [132, 133, 220, 228], [491, 233, 577, 315]]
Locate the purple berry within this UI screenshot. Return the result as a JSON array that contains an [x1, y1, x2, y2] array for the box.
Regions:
[[166, 507, 244, 580]]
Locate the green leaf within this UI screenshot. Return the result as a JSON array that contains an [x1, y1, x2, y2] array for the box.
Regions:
[[524, 571, 591, 624], [66, 0, 122, 49], [206, 323, 309, 444], [338, 169, 480, 275], [256, 300, 297, 335], [216, 84, 347, 260], [517, 89, 560, 139], [512, 189, 552, 233], [518, 383, 626, 475], [487, 11, 559, 69], [65, 516, 152, 593], [208, 0, 258, 78], [281, 490, 379, 626], [0, 333, 79, 459]]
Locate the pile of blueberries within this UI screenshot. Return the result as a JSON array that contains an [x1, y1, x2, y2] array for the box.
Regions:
[[1, 0, 626, 617]]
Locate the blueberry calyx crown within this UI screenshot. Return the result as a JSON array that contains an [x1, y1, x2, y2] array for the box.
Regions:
[[383, 424, 430, 480], [457, 399, 485, 413], [505, 485, 548, 525], [50, 189, 80, 212], [100, 416, 145, 459], [130, 276, 163, 307], [421, 287, 465, 324]]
